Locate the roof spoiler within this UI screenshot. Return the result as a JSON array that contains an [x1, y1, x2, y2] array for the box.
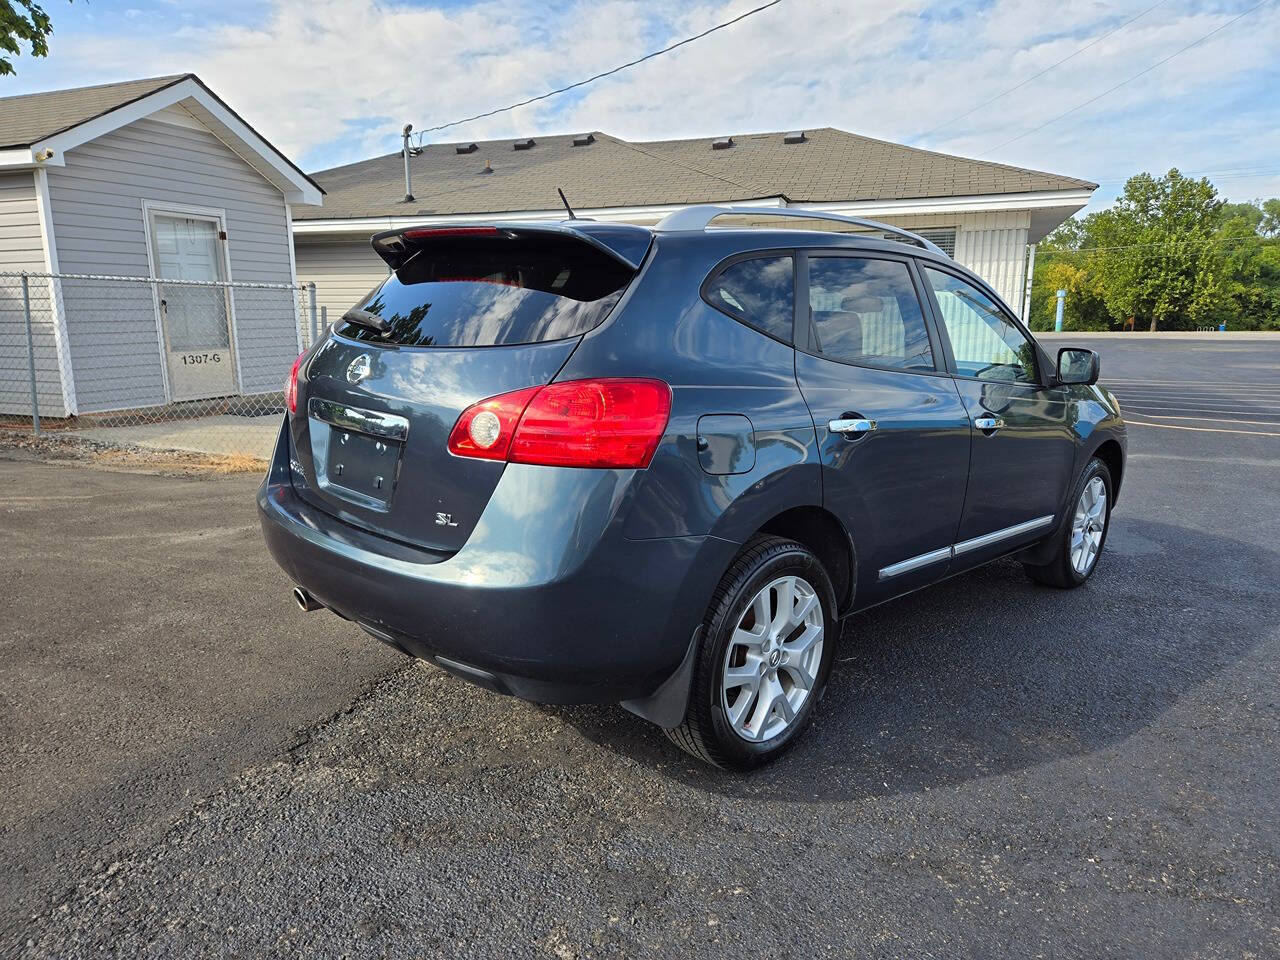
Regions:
[[370, 222, 652, 272]]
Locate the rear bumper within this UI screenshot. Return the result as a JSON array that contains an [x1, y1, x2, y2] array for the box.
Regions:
[[258, 419, 735, 704]]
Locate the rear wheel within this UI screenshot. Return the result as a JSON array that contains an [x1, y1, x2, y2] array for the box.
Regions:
[[665, 535, 837, 769], [1023, 457, 1113, 589]]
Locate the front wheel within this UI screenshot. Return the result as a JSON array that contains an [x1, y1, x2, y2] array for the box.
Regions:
[[1023, 457, 1113, 588], [664, 535, 838, 769]]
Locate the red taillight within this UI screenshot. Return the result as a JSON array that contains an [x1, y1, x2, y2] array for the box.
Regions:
[[446, 385, 541, 461], [285, 352, 304, 415], [447, 378, 671, 469]]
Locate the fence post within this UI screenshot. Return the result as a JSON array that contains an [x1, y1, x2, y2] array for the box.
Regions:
[[21, 272, 41, 436], [308, 283, 318, 346]]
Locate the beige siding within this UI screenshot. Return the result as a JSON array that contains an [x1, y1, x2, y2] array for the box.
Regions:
[[0, 172, 66, 417], [885, 211, 1031, 313], [294, 238, 390, 325], [45, 114, 298, 412]]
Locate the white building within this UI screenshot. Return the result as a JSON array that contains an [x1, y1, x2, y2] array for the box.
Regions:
[[0, 75, 322, 417], [293, 127, 1094, 322]]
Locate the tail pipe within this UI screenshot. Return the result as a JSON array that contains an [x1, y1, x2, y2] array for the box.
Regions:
[[292, 586, 324, 612]]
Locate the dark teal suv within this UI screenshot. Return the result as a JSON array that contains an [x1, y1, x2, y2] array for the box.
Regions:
[[260, 206, 1126, 768]]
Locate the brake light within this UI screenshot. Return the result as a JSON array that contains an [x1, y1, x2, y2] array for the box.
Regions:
[[285, 352, 304, 415], [447, 378, 671, 469], [402, 226, 499, 240]]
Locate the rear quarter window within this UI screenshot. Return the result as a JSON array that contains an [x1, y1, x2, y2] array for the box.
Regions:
[[703, 255, 795, 343], [339, 234, 635, 347]]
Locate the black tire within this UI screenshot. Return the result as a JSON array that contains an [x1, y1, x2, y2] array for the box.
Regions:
[[664, 535, 838, 769], [1022, 457, 1113, 589]]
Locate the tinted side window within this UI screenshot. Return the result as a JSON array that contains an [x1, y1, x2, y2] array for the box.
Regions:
[[922, 267, 1038, 383], [807, 257, 934, 370], [704, 256, 794, 342]]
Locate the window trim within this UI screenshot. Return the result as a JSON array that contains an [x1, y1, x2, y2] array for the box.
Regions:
[[794, 249, 946, 377], [915, 259, 1048, 387], [699, 248, 799, 346]]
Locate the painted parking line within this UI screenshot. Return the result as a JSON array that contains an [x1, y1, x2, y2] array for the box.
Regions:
[[1120, 412, 1280, 427], [1125, 419, 1280, 437], [1104, 378, 1280, 387]]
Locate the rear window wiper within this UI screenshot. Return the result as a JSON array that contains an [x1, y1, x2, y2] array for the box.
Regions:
[[342, 308, 391, 335]]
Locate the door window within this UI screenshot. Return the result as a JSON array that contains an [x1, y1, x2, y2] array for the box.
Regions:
[[922, 267, 1038, 384], [703, 255, 794, 342], [152, 215, 230, 351], [806, 256, 934, 370]]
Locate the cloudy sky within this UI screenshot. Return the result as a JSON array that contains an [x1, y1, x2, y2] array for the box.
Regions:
[[5, 0, 1279, 211]]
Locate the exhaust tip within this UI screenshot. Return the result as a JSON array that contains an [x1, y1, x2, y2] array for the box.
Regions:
[[292, 587, 323, 612]]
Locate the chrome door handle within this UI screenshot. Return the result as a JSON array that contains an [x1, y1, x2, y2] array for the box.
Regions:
[[829, 418, 877, 436], [974, 417, 1005, 431]]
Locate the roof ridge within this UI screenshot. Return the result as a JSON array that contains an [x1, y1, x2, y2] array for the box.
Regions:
[[0, 73, 191, 107], [819, 127, 1098, 189]]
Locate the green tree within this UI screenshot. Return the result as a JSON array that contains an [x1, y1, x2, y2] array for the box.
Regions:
[[1218, 204, 1280, 331], [1, 1, 66, 76], [1090, 170, 1228, 331]]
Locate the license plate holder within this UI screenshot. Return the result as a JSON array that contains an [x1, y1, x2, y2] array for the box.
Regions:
[[306, 397, 409, 510], [324, 427, 402, 507]]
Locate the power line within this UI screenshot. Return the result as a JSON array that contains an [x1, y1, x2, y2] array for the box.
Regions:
[[981, 0, 1274, 156], [914, 0, 1170, 144], [413, 0, 784, 140], [1040, 233, 1277, 255]]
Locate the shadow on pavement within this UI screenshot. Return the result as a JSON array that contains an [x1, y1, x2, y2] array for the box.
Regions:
[[551, 517, 1276, 801]]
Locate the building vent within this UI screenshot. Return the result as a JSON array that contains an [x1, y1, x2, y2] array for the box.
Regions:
[[914, 227, 957, 257], [455, 143, 478, 154], [783, 131, 806, 144], [513, 138, 536, 151], [572, 133, 596, 147], [479, 159, 493, 175], [711, 137, 734, 150]]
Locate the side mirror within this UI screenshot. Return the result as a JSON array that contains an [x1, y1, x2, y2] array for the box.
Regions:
[[1057, 347, 1100, 386]]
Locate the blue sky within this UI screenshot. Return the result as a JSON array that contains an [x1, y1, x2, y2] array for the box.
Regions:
[[5, 0, 1279, 213]]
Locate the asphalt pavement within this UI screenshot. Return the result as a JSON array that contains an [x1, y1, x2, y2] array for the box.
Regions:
[[3, 335, 1278, 958]]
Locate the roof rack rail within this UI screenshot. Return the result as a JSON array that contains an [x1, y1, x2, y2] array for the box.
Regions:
[[654, 204, 948, 257]]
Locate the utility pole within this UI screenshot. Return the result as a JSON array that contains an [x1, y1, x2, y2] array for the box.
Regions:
[[402, 123, 415, 202]]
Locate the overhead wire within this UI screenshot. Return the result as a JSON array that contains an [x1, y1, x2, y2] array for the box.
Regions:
[[411, 0, 784, 143]]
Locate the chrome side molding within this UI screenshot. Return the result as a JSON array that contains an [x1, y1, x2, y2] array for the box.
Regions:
[[878, 514, 1055, 580], [952, 515, 1054, 556]]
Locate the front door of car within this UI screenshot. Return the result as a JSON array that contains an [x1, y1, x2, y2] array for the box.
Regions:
[[793, 251, 971, 606], [918, 264, 1077, 567]]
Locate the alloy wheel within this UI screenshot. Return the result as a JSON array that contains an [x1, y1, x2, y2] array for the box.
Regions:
[[1070, 476, 1107, 575], [720, 575, 824, 743]]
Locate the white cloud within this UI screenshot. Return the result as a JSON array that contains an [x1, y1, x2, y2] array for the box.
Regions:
[[9, 0, 1280, 205]]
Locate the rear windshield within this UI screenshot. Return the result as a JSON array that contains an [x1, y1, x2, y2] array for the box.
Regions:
[[339, 234, 635, 347]]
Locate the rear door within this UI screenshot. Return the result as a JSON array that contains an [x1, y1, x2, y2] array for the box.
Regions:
[[793, 250, 971, 603], [918, 264, 1076, 565], [290, 227, 642, 553]]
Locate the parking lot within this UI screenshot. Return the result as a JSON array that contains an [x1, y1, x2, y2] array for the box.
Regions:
[[3, 335, 1277, 958]]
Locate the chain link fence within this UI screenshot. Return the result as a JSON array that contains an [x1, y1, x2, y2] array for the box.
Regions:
[[1, 272, 328, 461]]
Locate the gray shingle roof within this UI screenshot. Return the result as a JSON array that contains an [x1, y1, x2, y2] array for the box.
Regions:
[[0, 75, 189, 148], [298, 126, 1095, 221]]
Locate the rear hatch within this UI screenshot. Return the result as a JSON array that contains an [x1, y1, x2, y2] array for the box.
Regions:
[[289, 223, 649, 552]]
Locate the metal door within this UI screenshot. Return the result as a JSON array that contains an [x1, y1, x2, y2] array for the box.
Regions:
[[150, 213, 237, 401]]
